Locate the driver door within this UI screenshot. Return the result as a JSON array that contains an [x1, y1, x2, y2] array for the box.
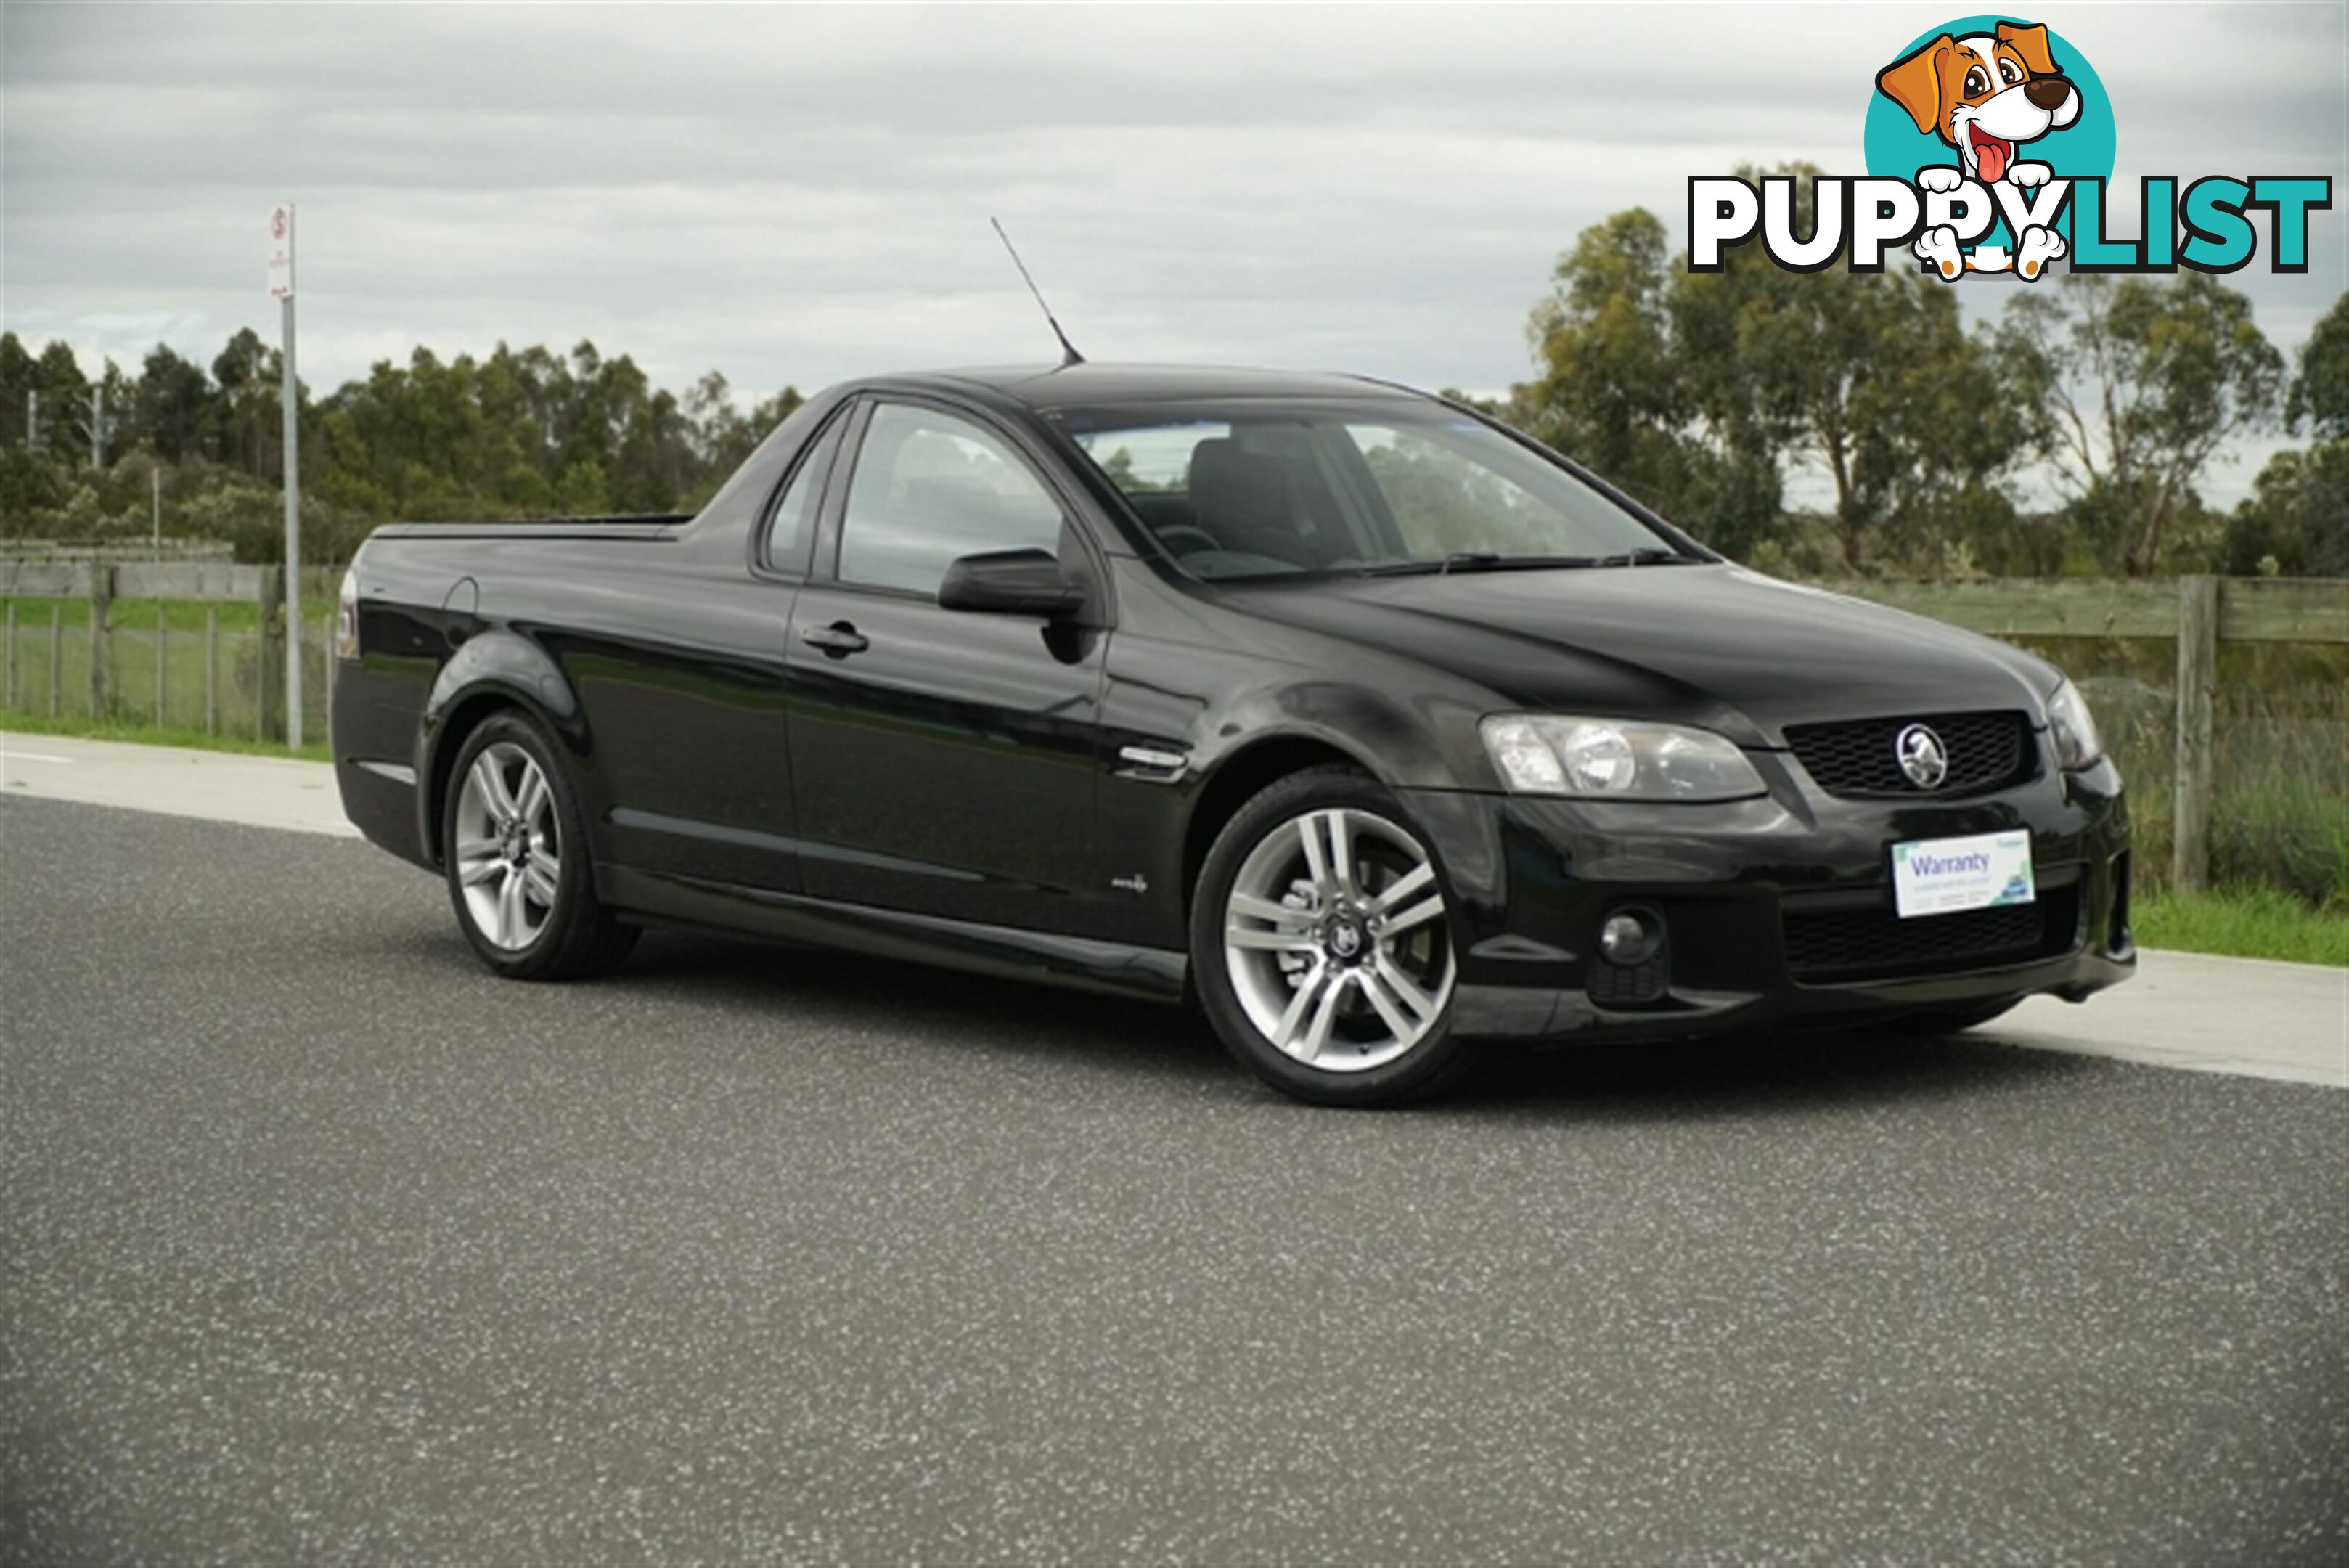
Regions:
[[783, 397, 1109, 932]]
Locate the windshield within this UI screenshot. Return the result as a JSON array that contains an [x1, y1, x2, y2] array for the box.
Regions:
[[1060, 400, 1686, 580]]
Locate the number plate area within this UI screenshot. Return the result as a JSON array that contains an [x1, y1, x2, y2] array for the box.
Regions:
[[1891, 830, 2035, 919]]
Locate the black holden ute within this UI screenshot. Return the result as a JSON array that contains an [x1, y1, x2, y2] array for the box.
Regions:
[[332, 364, 2134, 1105]]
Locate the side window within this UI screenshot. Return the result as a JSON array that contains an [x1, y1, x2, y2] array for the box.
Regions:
[[762, 414, 844, 571], [836, 404, 1066, 596]]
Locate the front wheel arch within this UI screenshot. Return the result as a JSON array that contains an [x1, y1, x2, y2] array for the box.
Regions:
[[1180, 735, 1381, 923]]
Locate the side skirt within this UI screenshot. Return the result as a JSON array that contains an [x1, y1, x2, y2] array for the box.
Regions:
[[599, 864, 1190, 1005]]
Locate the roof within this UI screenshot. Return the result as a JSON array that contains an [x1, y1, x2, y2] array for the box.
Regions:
[[902, 362, 1432, 410]]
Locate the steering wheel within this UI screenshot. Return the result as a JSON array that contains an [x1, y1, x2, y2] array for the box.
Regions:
[[1153, 525, 1222, 557]]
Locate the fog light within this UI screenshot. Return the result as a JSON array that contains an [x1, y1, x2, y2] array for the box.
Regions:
[[1599, 911, 1659, 965]]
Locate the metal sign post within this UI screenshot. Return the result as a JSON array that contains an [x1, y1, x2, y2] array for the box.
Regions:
[[269, 203, 302, 748]]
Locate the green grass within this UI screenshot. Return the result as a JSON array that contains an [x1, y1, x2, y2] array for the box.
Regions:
[[2, 595, 269, 632], [2135, 886, 2349, 967], [1, 709, 330, 764]]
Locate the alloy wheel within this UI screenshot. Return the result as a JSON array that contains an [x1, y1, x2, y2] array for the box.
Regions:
[[452, 741, 561, 950], [1222, 807, 1454, 1072]]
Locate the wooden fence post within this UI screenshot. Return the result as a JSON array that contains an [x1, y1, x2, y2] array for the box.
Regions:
[[87, 564, 112, 720], [155, 601, 168, 727], [257, 568, 282, 742], [2173, 575, 2218, 892], [4, 601, 14, 709], [48, 605, 61, 716], [205, 607, 218, 735]]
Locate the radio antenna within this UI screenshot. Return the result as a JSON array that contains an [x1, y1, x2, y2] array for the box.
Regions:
[[991, 217, 1085, 367]]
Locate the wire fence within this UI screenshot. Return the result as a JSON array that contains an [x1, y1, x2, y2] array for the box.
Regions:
[[0, 581, 336, 745]]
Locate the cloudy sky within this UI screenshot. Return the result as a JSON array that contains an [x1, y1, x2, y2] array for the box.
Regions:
[[5, 2, 2344, 501]]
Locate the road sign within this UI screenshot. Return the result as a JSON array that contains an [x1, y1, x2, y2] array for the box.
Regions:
[[268, 204, 295, 300], [268, 199, 302, 746]]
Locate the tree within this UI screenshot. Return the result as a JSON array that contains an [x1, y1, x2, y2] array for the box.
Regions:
[[1519, 173, 2032, 572], [1516, 208, 1780, 556], [2287, 290, 2349, 438], [2223, 442, 2349, 577], [610, 382, 692, 513], [1672, 166, 2024, 572], [93, 361, 136, 469], [33, 341, 91, 464], [0, 447, 68, 533], [1997, 271, 2284, 576], [2223, 291, 2349, 576], [134, 343, 220, 463], [1524, 209, 1682, 480], [0, 333, 36, 447], [212, 327, 284, 480], [3, 327, 818, 561]]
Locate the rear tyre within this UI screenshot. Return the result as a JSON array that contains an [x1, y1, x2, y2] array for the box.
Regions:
[[1190, 766, 1478, 1107], [442, 709, 637, 981]]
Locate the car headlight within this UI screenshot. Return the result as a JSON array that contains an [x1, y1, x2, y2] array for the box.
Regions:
[[1479, 714, 1765, 801], [2046, 679, 2103, 770]]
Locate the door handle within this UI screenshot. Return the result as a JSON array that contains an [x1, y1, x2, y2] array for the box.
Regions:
[[801, 621, 869, 656]]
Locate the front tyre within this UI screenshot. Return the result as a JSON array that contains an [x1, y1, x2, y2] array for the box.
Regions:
[[442, 709, 637, 981], [1191, 767, 1476, 1106]]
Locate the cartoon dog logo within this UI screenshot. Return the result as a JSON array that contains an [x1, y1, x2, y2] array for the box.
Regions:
[[1876, 21, 2082, 279]]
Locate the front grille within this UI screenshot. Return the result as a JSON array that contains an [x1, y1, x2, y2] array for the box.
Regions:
[[1784, 710, 2031, 798], [1783, 884, 2079, 983]]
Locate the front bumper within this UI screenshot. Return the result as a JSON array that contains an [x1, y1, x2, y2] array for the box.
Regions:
[[1399, 748, 2135, 1044]]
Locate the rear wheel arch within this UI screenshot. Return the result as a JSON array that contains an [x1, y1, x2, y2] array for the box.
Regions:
[[422, 690, 511, 865], [416, 629, 590, 866], [418, 681, 580, 867]]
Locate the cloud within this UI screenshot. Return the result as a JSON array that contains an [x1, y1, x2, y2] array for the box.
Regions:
[[4, 2, 2342, 502]]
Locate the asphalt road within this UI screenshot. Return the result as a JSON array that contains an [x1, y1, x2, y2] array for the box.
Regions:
[[4, 796, 2344, 1562]]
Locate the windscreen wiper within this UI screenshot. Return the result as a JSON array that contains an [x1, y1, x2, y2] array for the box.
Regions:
[[1358, 554, 1601, 578], [1593, 547, 1702, 567]]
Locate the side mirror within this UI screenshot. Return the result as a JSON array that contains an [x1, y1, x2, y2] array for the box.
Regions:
[[936, 547, 1086, 617]]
